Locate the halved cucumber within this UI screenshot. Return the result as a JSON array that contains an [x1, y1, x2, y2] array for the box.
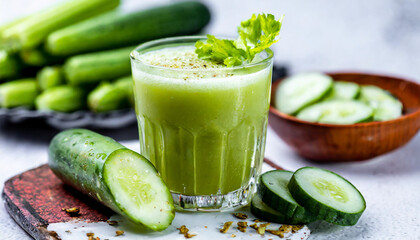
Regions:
[[258, 170, 317, 224], [359, 85, 402, 121], [324, 81, 360, 101], [275, 72, 333, 115], [103, 149, 175, 231], [251, 194, 288, 223], [288, 167, 366, 226], [296, 100, 373, 124]]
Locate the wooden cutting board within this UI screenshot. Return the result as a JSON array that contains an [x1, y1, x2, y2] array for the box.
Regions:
[[3, 163, 310, 240]]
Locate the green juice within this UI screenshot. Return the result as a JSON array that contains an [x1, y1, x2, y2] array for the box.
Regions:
[[131, 41, 272, 199]]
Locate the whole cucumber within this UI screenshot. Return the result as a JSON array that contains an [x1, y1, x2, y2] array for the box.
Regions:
[[46, 1, 211, 56], [114, 76, 134, 106], [49, 129, 175, 230], [35, 85, 85, 112], [0, 78, 38, 108], [64, 46, 134, 85], [36, 66, 64, 91], [88, 82, 129, 112]]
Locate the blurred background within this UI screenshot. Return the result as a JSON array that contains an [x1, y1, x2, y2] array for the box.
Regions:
[[1, 0, 420, 79]]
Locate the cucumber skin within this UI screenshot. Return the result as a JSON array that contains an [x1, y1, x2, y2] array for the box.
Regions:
[[46, 1, 211, 56], [251, 194, 288, 224], [35, 85, 85, 112], [258, 170, 318, 224], [48, 129, 127, 216], [288, 167, 366, 226], [64, 46, 134, 86], [88, 82, 129, 112]]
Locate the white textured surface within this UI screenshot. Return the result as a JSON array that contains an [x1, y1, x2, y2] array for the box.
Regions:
[[0, 0, 420, 239], [47, 209, 310, 240]]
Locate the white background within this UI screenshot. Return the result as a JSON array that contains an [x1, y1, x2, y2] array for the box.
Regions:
[[0, 0, 419, 239]]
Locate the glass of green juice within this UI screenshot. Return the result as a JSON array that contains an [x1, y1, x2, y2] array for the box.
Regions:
[[130, 36, 273, 211]]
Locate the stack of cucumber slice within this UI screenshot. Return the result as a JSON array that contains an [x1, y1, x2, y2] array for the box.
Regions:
[[275, 73, 403, 124], [251, 167, 366, 226]]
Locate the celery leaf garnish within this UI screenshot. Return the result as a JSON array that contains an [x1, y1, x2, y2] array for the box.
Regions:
[[195, 13, 283, 67]]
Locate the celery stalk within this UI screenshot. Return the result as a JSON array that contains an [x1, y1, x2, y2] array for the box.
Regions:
[[2, 0, 120, 49]]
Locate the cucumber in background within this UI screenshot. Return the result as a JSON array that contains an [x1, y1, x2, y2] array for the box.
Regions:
[[114, 76, 134, 106], [296, 100, 373, 124], [35, 85, 85, 112], [2, 0, 120, 49], [0, 51, 21, 80], [64, 46, 134, 86], [45, 1, 211, 56], [0, 78, 38, 108], [49, 129, 175, 231], [275, 72, 333, 115], [20, 48, 63, 67], [324, 81, 360, 101], [36, 66, 64, 91], [359, 85, 403, 121], [88, 82, 129, 113]]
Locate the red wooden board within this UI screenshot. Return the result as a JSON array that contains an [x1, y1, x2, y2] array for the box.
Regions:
[[3, 159, 283, 240], [2, 164, 114, 240]]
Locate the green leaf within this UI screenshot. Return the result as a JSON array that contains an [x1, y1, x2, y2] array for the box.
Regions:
[[196, 13, 284, 66], [195, 34, 246, 67]]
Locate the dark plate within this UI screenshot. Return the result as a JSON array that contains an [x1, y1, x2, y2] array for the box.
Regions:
[[0, 108, 136, 130]]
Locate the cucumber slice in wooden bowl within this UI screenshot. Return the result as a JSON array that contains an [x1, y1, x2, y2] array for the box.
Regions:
[[288, 167, 366, 226], [258, 170, 317, 224], [275, 72, 333, 115]]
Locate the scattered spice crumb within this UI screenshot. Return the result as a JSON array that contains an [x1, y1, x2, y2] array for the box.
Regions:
[[231, 234, 236, 238], [177, 225, 197, 238], [237, 221, 248, 232], [204, 226, 208, 228], [115, 230, 124, 236], [220, 221, 233, 233], [253, 219, 263, 222], [178, 225, 189, 234], [291, 225, 304, 233], [233, 213, 248, 220], [95, 237, 100, 240], [86, 233, 94, 237], [107, 220, 118, 226], [62, 207, 80, 216], [65, 230, 71, 233]]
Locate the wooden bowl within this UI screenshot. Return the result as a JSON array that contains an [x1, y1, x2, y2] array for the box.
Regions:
[[269, 72, 420, 162]]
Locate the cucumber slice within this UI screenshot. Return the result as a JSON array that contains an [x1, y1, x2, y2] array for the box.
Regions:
[[324, 81, 360, 101], [373, 99, 403, 121], [251, 194, 288, 223], [259, 170, 317, 224], [359, 85, 402, 121], [103, 149, 175, 231], [275, 72, 333, 115], [288, 167, 366, 226], [296, 100, 373, 124]]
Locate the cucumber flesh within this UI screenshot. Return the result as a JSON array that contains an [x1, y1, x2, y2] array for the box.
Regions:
[[324, 81, 360, 101], [373, 99, 402, 121], [275, 72, 333, 115], [251, 194, 288, 223], [359, 85, 402, 121], [259, 170, 317, 223], [288, 167, 366, 226], [296, 100, 373, 124], [103, 149, 175, 231]]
